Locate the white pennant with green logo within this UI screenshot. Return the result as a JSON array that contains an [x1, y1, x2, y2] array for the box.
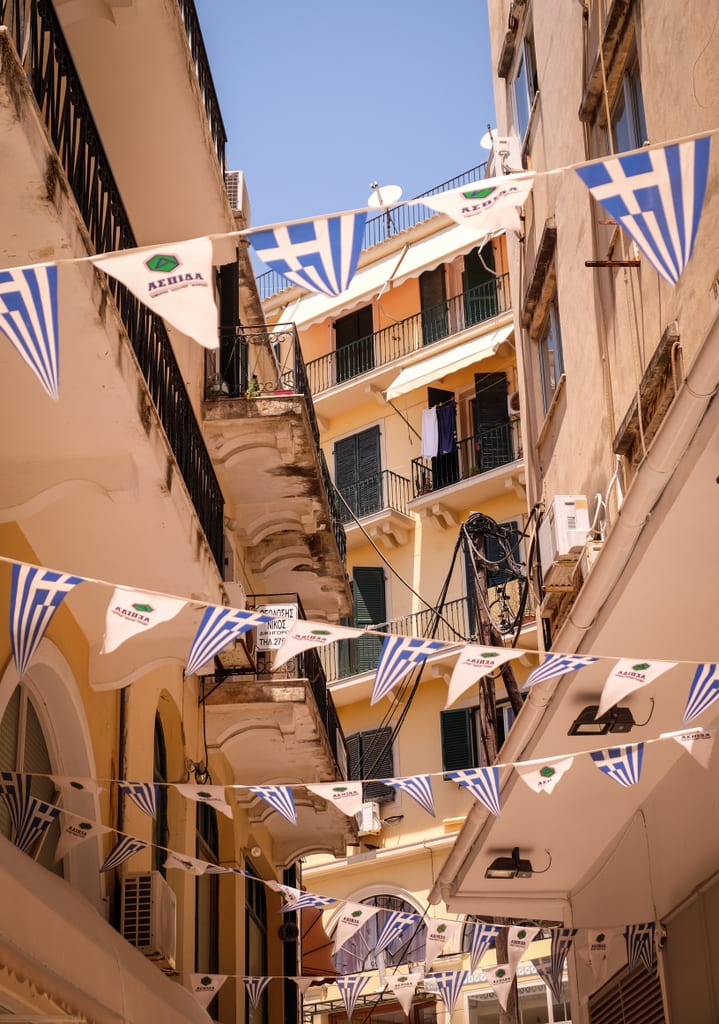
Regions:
[[54, 813, 111, 862], [581, 928, 621, 984], [174, 783, 233, 819], [189, 973, 227, 1009], [446, 645, 524, 708], [333, 902, 381, 954], [482, 963, 515, 1010], [662, 727, 716, 768], [385, 973, 423, 1014], [515, 756, 574, 794], [506, 926, 540, 969], [306, 782, 364, 818], [273, 620, 365, 670], [598, 658, 677, 717], [101, 587, 187, 654], [424, 919, 460, 971]]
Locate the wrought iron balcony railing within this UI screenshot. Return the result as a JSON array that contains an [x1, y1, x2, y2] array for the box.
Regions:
[[411, 421, 522, 498], [336, 470, 412, 525], [176, 0, 227, 172], [1, 0, 224, 569], [305, 273, 510, 395]]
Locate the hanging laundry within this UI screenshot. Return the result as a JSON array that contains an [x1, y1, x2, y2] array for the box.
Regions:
[[421, 406, 439, 457], [437, 399, 457, 454]]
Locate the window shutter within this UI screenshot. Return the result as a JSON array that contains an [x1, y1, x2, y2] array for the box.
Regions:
[[474, 372, 509, 426], [441, 708, 477, 772], [346, 732, 362, 781], [356, 426, 381, 516], [352, 567, 385, 673], [588, 959, 663, 1024], [361, 727, 394, 803], [334, 435, 358, 492], [420, 266, 448, 345]]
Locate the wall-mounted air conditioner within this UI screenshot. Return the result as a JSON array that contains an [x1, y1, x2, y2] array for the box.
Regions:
[[120, 871, 176, 970], [355, 801, 381, 836], [224, 170, 251, 221], [489, 135, 522, 176], [538, 495, 591, 592]]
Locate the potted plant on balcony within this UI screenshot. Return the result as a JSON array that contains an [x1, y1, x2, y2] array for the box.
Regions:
[[245, 374, 261, 398]]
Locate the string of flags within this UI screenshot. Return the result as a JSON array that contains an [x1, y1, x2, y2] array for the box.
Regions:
[[0, 133, 712, 399]]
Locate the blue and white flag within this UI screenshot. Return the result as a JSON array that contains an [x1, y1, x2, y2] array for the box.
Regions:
[[468, 922, 502, 971], [0, 771, 33, 829], [427, 970, 468, 1014], [625, 922, 655, 973], [248, 211, 368, 297], [278, 888, 337, 913], [532, 956, 561, 1002], [14, 799, 61, 854], [591, 744, 644, 788], [445, 766, 501, 817], [335, 974, 370, 1020], [119, 781, 158, 818], [100, 834, 148, 872], [247, 784, 297, 825], [371, 635, 445, 705], [0, 264, 60, 398], [575, 137, 711, 285], [683, 663, 719, 723], [380, 774, 435, 817], [524, 652, 599, 689], [242, 976, 272, 1009], [10, 563, 84, 678], [373, 910, 418, 956], [549, 928, 577, 998], [185, 606, 273, 677]]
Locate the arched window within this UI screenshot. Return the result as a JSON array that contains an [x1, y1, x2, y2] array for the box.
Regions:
[[195, 802, 219, 972], [333, 894, 427, 975], [152, 713, 168, 874]]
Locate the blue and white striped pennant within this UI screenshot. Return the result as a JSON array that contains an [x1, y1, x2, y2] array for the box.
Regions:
[[575, 137, 711, 285], [532, 956, 561, 1002], [242, 976, 272, 1009], [335, 974, 370, 1020], [100, 834, 148, 872], [0, 264, 60, 398], [119, 781, 159, 818], [380, 774, 435, 817], [14, 798, 61, 854], [468, 922, 502, 971], [524, 652, 599, 688], [371, 635, 445, 705], [625, 922, 655, 973], [591, 744, 644, 788], [248, 212, 368, 297], [185, 606, 273, 677], [0, 771, 32, 832], [280, 891, 337, 913], [683, 663, 719, 723], [248, 784, 297, 825], [373, 910, 418, 956], [10, 563, 84, 678], [428, 970, 468, 1015], [549, 928, 577, 998], [445, 767, 501, 816]]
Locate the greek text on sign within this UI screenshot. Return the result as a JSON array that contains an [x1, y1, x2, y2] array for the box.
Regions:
[[256, 605, 298, 649]]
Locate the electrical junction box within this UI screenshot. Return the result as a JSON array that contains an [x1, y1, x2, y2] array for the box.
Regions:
[[355, 801, 381, 836], [538, 495, 591, 592]]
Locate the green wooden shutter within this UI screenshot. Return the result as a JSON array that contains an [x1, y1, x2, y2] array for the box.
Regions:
[[420, 266, 448, 344], [334, 434, 359, 517], [352, 566, 385, 673], [441, 708, 477, 772], [336, 305, 374, 381], [356, 426, 381, 515], [361, 727, 394, 803], [346, 732, 362, 780], [474, 372, 511, 469], [463, 244, 497, 324]]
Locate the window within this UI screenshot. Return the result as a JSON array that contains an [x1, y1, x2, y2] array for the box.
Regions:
[[473, 372, 513, 470], [152, 713, 168, 875], [334, 426, 382, 520], [512, 24, 538, 141], [462, 245, 498, 326], [609, 52, 647, 154], [245, 860, 268, 1024], [538, 298, 564, 413], [333, 894, 427, 975], [346, 726, 394, 803], [440, 700, 518, 771], [335, 305, 374, 383], [419, 266, 448, 345]]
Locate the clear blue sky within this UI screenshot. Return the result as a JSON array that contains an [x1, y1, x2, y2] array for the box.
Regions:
[[195, 0, 497, 231]]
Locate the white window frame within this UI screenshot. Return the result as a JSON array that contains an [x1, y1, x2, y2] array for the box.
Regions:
[[538, 297, 564, 414]]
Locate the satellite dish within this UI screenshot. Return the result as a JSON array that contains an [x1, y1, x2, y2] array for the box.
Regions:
[[480, 128, 497, 150], [367, 183, 403, 208]]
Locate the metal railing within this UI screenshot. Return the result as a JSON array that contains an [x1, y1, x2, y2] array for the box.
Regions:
[[176, 0, 227, 172], [256, 161, 489, 302], [411, 421, 522, 498], [1, 0, 225, 569], [336, 470, 412, 524], [305, 273, 510, 394]]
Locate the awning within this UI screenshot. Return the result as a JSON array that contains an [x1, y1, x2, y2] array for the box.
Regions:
[[385, 322, 514, 401]]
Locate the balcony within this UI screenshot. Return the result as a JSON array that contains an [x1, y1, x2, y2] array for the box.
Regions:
[[337, 470, 415, 550], [203, 325, 351, 620]]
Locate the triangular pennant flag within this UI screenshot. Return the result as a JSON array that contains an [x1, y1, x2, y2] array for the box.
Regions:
[[248, 211, 368, 297], [164, 851, 211, 875], [683, 663, 719, 723], [242, 976, 272, 1009], [273, 620, 365, 670], [427, 970, 468, 1015], [385, 972, 424, 1016], [625, 922, 655, 973], [524, 652, 599, 688], [292, 977, 323, 996], [50, 775, 103, 797], [591, 744, 644, 787], [118, 781, 158, 818], [10, 563, 84, 678], [515, 755, 574, 794], [380, 775, 435, 817], [0, 264, 60, 398], [446, 645, 524, 707], [468, 922, 502, 972], [189, 974, 227, 1009], [575, 137, 711, 285], [423, 920, 460, 972], [102, 588, 187, 653], [662, 727, 716, 768], [445, 767, 501, 816], [374, 910, 419, 957], [333, 902, 381, 954], [420, 172, 536, 234], [371, 636, 445, 704], [174, 783, 234, 820], [93, 237, 219, 348], [55, 814, 111, 862], [247, 784, 297, 825], [100, 834, 148, 872], [482, 963, 515, 1010], [548, 928, 577, 998], [506, 926, 540, 969], [335, 974, 370, 1019], [279, 889, 337, 913], [13, 798, 61, 854], [532, 955, 563, 1003], [598, 658, 676, 717], [185, 606, 273, 677], [581, 928, 620, 984], [0, 771, 33, 833], [305, 782, 364, 818]]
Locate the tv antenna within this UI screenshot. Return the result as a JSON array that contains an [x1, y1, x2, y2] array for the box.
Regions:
[[368, 182, 403, 238]]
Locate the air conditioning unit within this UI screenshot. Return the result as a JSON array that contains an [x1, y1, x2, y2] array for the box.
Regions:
[[508, 390, 521, 417], [538, 495, 591, 593], [355, 801, 381, 836], [224, 170, 251, 221], [490, 135, 522, 175], [579, 539, 604, 582], [120, 871, 176, 970]]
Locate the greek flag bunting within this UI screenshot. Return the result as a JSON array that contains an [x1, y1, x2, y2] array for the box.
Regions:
[[575, 137, 711, 285], [468, 922, 502, 971], [0, 771, 33, 830], [524, 652, 599, 689], [100, 834, 148, 872], [625, 922, 655, 973], [380, 774, 436, 817], [185, 606, 273, 677], [336, 974, 370, 1020], [279, 890, 338, 913], [591, 744, 644, 788], [247, 784, 297, 825], [427, 971, 468, 1014], [683, 662, 719, 723], [373, 910, 418, 956], [532, 956, 562, 1002], [0, 264, 60, 398], [242, 977, 272, 1009], [13, 799, 61, 854], [10, 563, 84, 678], [549, 928, 577, 998], [118, 781, 158, 818], [371, 635, 445, 705], [445, 766, 501, 817], [248, 211, 368, 297]]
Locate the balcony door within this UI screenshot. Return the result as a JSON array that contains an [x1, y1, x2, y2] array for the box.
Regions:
[[473, 372, 512, 470], [335, 305, 374, 383], [428, 387, 458, 489], [420, 266, 448, 345], [334, 425, 381, 520], [463, 244, 498, 326]]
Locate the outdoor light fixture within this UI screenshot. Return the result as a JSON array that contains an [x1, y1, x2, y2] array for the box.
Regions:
[[485, 847, 534, 879], [568, 705, 635, 736]]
